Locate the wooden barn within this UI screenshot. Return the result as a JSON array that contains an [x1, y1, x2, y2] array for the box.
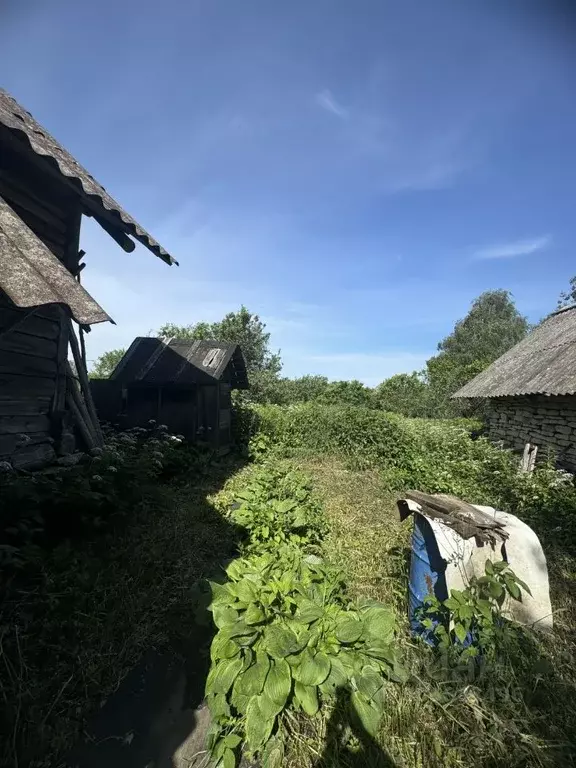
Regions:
[[0, 88, 176, 469], [91, 337, 249, 452]]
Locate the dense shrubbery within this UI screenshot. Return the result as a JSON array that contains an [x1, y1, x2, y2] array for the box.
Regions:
[[249, 403, 576, 553], [0, 425, 208, 568]]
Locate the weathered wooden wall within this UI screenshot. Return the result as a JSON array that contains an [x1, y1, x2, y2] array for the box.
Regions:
[[0, 141, 82, 468]]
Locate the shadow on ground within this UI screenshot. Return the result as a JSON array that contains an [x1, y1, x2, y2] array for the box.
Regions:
[[10, 456, 248, 768], [313, 688, 397, 768]]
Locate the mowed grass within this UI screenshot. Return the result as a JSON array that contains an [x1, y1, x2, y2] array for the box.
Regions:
[[285, 456, 576, 768], [0, 459, 242, 768]]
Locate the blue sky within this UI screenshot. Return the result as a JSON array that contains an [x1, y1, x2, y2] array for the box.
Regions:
[[1, 0, 575, 384]]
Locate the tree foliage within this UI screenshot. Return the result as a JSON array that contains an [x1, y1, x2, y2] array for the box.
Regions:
[[374, 373, 429, 417], [424, 290, 528, 416], [157, 306, 281, 377], [89, 348, 126, 379], [557, 275, 576, 310]]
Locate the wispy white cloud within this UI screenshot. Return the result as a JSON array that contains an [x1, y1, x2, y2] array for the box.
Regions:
[[473, 235, 551, 260], [315, 89, 348, 119]]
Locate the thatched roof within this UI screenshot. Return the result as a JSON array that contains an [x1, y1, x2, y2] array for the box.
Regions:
[[454, 305, 576, 399], [110, 337, 249, 389], [0, 195, 110, 325], [0, 88, 176, 266]]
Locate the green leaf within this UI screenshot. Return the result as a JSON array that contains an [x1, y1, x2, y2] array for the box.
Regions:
[[492, 560, 509, 573], [356, 668, 384, 701], [488, 581, 504, 599], [263, 659, 292, 708], [226, 560, 248, 581], [476, 599, 493, 621], [292, 650, 331, 686], [319, 654, 349, 695], [361, 606, 395, 644], [265, 625, 300, 658], [335, 616, 363, 644], [224, 734, 242, 748], [294, 681, 319, 716], [350, 691, 381, 738], [291, 509, 308, 528], [277, 499, 298, 514], [230, 580, 257, 603], [505, 579, 521, 600], [209, 581, 233, 606], [485, 559, 494, 576], [245, 696, 276, 751], [237, 652, 270, 696], [210, 657, 243, 695], [230, 679, 250, 714], [212, 606, 240, 630], [515, 577, 532, 596], [454, 622, 468, 644], [297, 599, 324, 624], [364, 643, 395, 665], [245, 604, 266, 625], [208, 693, 230, 721], [228, 619, 256, 638], [221, 747, 235, 768], [262, 735, 284, 768]]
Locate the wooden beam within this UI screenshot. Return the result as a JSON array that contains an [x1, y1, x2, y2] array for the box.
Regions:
[[68, 319, 103, 446], [92, 214, 136, 253]]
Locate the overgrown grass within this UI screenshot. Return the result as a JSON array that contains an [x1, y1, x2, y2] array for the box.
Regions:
[[288, 456, 576, 768], [235, 404, 576, 766], [0, 456, 242, 767]]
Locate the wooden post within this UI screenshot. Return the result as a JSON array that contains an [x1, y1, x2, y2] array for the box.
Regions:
[[66, 388, 96, 451], [68, 319, 104, 446]]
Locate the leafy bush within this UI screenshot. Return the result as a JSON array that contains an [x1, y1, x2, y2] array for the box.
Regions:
[[205, 549, 406, 767], [418, 560, 531, 659], [0, 426, 210, 568], [254, 403, 576, 554], [226, 461, 328, 553]]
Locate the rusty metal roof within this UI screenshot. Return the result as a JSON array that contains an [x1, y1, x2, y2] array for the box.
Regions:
[[110, 337, 249, 389], [454, 305, 576, 398], [0, 88, 177, 266], [0, 195, 111, 325]]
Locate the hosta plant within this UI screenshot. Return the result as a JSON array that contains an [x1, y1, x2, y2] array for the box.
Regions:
[[228, 461, 328, 552], [205, 549, 407, 767]]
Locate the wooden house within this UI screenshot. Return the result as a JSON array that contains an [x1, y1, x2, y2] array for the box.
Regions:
[[91, 337, 249, 452], [0, 89, 176, 469], [454, 305, 576, 471]]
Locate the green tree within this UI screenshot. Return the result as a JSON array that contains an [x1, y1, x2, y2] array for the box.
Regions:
[[157, 306, 282, 402], [374, 372, 430, 417], [425, 289, 528, 416], [557, 275, 576, 310], [318, 379, 374, 408], [89, 348, 126, 379]]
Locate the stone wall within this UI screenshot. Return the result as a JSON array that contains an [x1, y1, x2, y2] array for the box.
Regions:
[[486, 395, 576, 471]]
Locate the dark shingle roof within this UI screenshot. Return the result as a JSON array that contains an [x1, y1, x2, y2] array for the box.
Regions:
[[454, 305, 576, 398], [110, 337, 249, 389], [0, 88, 176, 266], [0, 195, 111, 325]]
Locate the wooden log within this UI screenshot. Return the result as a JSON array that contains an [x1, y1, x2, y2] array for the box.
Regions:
[[66, 387, 96, 452], [68, 320, 103, 445]]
